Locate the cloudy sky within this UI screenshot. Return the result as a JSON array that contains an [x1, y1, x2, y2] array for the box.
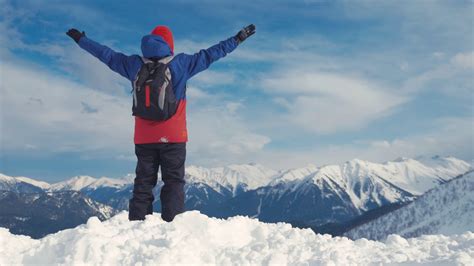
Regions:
[[1, 0, 473, 182]]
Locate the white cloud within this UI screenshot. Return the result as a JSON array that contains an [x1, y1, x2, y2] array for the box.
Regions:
[[402, 51, 474, 98], [451, 52, 474, 69], [12, 40, 133, 97], [0, 1, 131, 97], [175, 39, 213, 55], [186, 86, 212, 100], [186, 100, 270, 166], [249, 116, 474, 170], [261, 70, 407, 134], [1, 60, 134, 155], [190, 70, 235, 87], [61, 46, 132, 96], [0, 59, 270, 165]]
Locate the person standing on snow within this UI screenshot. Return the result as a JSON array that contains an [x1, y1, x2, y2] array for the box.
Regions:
[[66, 24, 256, 222]]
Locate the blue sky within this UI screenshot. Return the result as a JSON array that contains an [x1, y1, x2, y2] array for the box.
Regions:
[[1, 0, 473, 182]]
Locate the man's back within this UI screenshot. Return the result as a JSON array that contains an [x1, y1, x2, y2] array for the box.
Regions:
[[76, 27, 239, 144]]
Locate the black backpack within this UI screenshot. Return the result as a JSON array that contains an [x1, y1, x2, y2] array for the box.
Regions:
[[132, 56, 177, 121]]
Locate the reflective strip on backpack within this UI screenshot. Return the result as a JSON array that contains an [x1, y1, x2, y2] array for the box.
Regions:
[[158, 67, 171, 110], [132, 74, 139, 107], [157, 57, 173, 110]]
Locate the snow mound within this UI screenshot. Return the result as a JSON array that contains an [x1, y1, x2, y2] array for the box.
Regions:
[[1, 212, 473, 265]]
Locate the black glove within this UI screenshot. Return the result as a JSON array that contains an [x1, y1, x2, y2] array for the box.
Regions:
[[235, 24, 256, 44], [66, 28, 85, 43]]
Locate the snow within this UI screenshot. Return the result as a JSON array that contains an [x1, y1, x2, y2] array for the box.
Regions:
[[15, 176, 51, 190], [268, 164, 319, 185], [271, 157, 471, 195], [0, 173, 51, 190], [186, 163, 278, 195], [50, 175, 98, 191], [0, 211, 472, 265], [266, 156, 471, 211], [49, 175, 132, 191], [85, 176, 131, 189], [1, 156, 470, 197], [346, 170, 474, 241], [0, 163, 277, 195]]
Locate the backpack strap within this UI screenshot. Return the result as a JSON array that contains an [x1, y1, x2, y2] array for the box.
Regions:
[[132, 57, 155, 107], [140, 56, 174, 64], [135, 58, 154, 88], [158, 55, 174, 65], [140, 56, 154, 64]]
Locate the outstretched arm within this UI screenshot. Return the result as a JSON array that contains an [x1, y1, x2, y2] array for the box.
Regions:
[[177, 24, 256, 79], [66, 28, 138, 81]]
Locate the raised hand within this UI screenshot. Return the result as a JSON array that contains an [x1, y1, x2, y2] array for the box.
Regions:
[[66, 28, 85, 43], [235, 24, 256, 44]]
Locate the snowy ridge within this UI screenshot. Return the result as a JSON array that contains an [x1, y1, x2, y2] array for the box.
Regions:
[[273, 156, 471, 194], [14, 177, 51, 190], [0, 163, 279, 194], [1, 156, 470, 195], [268, 156, 471, 211], [185, 163, 278, 194], [345, 171, 474, 241], [268, 164, 319, 185], [0, 173, 51, 190], [50, 175, 130, 191], [0, 211, 472, 265]]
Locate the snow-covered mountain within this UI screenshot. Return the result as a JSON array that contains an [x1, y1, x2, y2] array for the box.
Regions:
[[345, 170, 474, 240], [50, 175, 131, 191], [186, 163, 278, 195], [0, 173, 50, 193], [213, 156, 471, 228], [45, 163, 277, 194], [0, 156, 471, 238], [0, 190, 116, 238], [1, 211, 472, 265], [3, 156, 468, 198]]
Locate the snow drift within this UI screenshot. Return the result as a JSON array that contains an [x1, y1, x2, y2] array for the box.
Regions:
[[1, 211, 472, 265]]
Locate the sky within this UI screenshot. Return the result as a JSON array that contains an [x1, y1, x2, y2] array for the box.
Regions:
[[0, 0, 473, 182]]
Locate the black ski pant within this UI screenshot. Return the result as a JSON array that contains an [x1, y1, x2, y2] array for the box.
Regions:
[[129, 143, 186, 222]]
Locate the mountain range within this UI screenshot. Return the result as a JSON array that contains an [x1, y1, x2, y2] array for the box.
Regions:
[[0, 155, 471, 238], [345, 170, 474, 240]]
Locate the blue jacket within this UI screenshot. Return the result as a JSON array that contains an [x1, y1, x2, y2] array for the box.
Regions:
[[78, 34, 238, 101], [77, 34, 238, 144]]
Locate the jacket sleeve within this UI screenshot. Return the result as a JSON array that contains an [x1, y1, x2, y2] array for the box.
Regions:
[[77, 36, 138, 81], [177, 36, 239, 79]]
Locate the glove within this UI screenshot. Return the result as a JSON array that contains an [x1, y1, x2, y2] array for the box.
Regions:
[[66, 28, 85, 43], [235, 24, 256, 44]]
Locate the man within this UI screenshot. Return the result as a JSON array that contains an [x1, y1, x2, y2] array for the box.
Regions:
[[66, 24, 256, 222]]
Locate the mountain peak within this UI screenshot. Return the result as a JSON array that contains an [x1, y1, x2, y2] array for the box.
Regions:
[[0, 173, 51, 190], [186, 163, 278, 195], [50, 175, 97, 191]]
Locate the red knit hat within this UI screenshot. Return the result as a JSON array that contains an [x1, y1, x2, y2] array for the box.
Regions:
[[151, 25, 174, 53]]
